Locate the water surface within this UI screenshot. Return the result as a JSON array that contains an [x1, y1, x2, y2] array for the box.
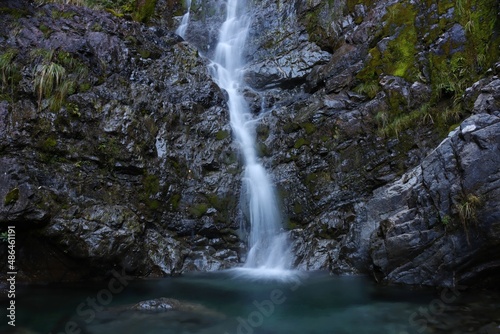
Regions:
[[4, 271, 500, 334]]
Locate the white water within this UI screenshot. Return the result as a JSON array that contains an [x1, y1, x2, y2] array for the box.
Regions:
[[175, 0, 192, 39], [209, 0, 291, 273]]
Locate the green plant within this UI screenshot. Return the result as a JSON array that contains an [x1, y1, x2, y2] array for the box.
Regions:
[[215, 130, 230, 140], [456, 0, 466, 16], [354, 81, 380, 99], [39, 24, 52, 37], [0, 231, 8, 243], [31, 49, 89, 111], [169, 193, 181, 211], [441, 215, 451, 226], [0, 49, 20, 98], [36, 0, 158, 23], [35, 0, 85, 4], [4, 187, 19, 205], [189, 203, 208, 218], [456, 194, 482, 244], [301, 122, 316, 135], [442, 104, 463, 123], [294, 138, 310, 149], [418, 103, 434, 125], [33, 61, 66, 109], [375, 111, 389, 128], [378, 110, 420, 138], [51, 9, 77, 19]]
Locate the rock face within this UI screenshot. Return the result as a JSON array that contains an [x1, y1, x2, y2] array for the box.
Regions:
[[0, 0, 499, 289], [369, 111, 500, 287], [0, 1, 243, 281]]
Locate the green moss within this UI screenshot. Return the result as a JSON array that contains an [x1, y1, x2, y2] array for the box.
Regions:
[[51, 10, 76, 19], [354, 81, 380, 99], [4, 187, 19, 205], [256, 124, 270, 140], [143, 174, 160, 195], [207, 193, 235, 214], [304, 173, 318, 187], [283, 122, 301, 134], [79, 82, 91, 92], [39, 24, 52, 38], [429, 0, 498, 106], [301, 122, 316, 135], [133, 0, 157, 23], [215, 130, 230, 140], [105, 8, 124, 17], [0, 7, 29, 18], [41, 136, 57, 151], [97, 137, 122, 166], [286, 220, 299, 230], [294, 138, 309, 149], [292, 202, 303, 214], [138, 173, 161, 210], [169, 193, 181, 210], [147, 199, 160, 209], [91, 23, 103, 32], [189, 203, 208, 218], [437, 0, 455, 15], [358, 3, 418, 85], [302, 6, 336, 50], [138, 49, 151, 59]]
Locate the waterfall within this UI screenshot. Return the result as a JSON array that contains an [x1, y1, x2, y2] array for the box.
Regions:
[[176, 0, 192, 39], [175, 0, 291, 273], [210, 0, 291, 272]]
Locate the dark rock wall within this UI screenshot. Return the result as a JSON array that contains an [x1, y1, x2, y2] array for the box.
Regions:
[[0, 1, 243, 282], [0, 0, 499, 288]]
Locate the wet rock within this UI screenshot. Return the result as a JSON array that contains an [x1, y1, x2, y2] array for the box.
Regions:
[[368, 112, 500, 287], [472, 79, 500, 114], [430, 23, 466, 55], [125, 297, 224, 317], [0, 0, 240, 282], [244, 43, 331, 89]]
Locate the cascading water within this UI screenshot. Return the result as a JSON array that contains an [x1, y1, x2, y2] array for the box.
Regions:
[[211, 0, 291, 272], [175, 0, 191, 39], [177, 0, 292, 274]]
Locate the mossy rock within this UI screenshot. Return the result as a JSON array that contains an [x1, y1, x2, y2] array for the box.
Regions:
[[357, 2, 418, 85], [215, 130, 230, 140], [189, 203, 209, 218], [0, 7, 30, 18], [301, 122, 316, 135], [132, 0, 157, 23], [283, 122, 301, 134], [294, 138, 310, 149], [169, 193, 181, 211], [4, 187, 19, 206], [143, 174, 160, 195], [292, 202, 303, 215]]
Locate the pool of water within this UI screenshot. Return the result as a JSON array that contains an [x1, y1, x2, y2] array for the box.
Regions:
[[3, 271, 500, 334]]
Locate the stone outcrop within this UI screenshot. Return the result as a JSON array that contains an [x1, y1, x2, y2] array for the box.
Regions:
[[0, 1, 243, 282], [369, 111, 500, 287]]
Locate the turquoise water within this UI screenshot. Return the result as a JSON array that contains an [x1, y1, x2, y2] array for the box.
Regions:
[[3, 271, 500, 334]]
